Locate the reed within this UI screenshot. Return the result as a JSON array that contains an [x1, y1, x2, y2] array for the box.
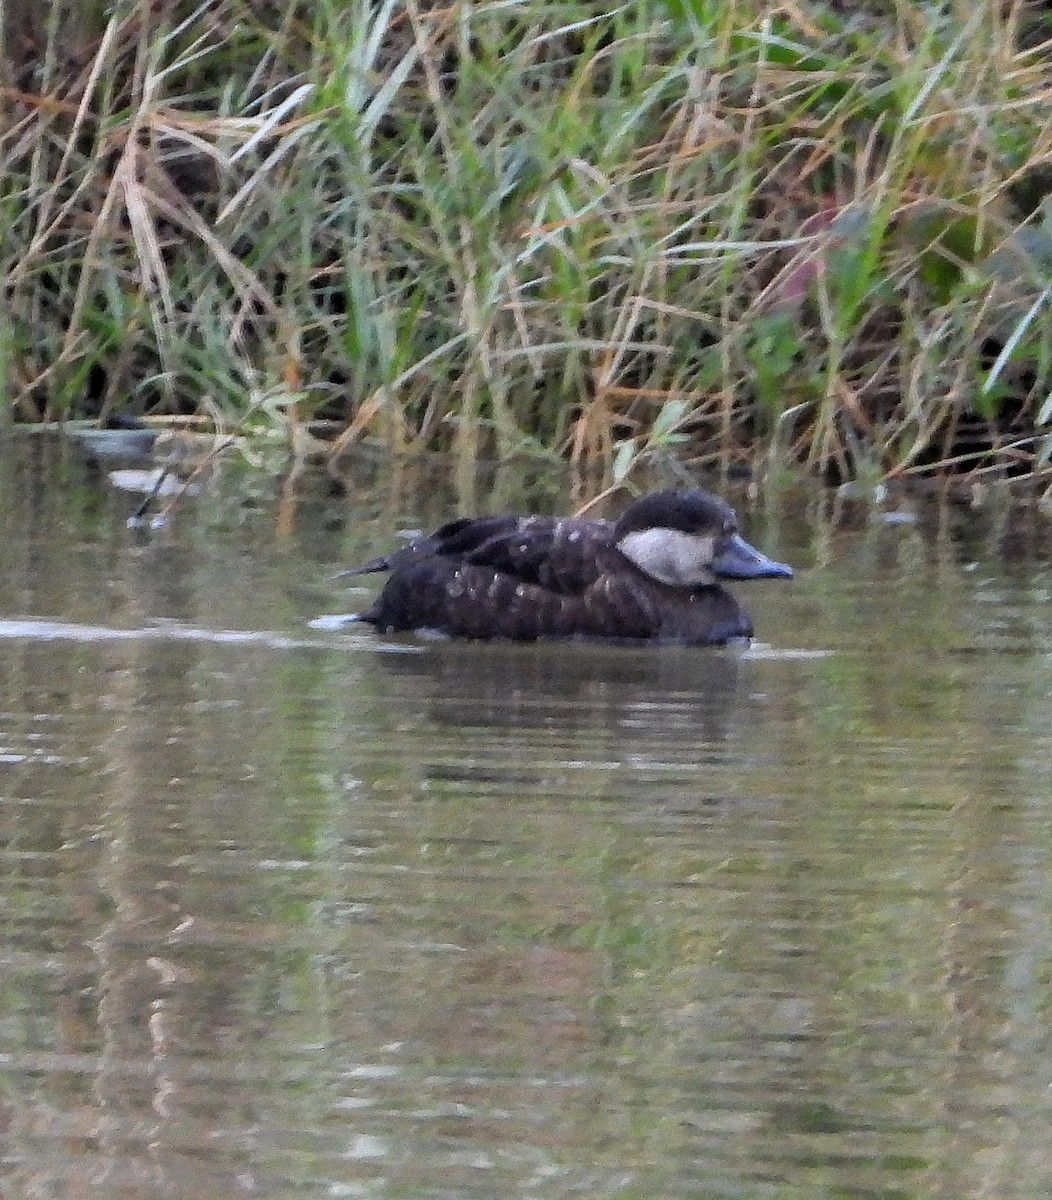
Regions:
[[3, 0, 1052, 481]]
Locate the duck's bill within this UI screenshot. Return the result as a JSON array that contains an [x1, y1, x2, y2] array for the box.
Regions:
[[712, 534, 794, 580]]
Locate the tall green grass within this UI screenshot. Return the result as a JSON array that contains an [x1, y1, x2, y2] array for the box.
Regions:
[[3, 0, 1052, 482]]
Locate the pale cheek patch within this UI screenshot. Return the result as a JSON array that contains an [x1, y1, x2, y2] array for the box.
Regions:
[[617, 528, 718, 586]]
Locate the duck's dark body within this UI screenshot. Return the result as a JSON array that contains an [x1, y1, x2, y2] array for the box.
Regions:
[[347, 489, 792, 645]]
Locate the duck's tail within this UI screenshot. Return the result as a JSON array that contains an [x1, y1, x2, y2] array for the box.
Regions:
[[333, 555, 393, 579], [334, 516, 511, 582]]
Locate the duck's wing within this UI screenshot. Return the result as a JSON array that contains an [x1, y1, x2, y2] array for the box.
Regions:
[[363, 550, 657, 640], [341, 515, 521, 577], [462, 516, 617, 594]]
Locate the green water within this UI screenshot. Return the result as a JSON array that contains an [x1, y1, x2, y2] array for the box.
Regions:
[[1, 436, 1051, 1199]]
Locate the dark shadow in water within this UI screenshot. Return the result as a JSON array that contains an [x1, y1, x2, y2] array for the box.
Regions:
[[369, 636, 750, 753]]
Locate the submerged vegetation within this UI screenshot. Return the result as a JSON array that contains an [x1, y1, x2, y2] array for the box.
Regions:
[[3, 0, 1052, 483]]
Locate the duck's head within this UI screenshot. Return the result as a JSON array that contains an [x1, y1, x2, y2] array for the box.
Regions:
[[613, 489, 794, 588]]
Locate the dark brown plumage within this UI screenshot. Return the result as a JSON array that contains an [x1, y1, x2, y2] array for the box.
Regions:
[[344, 488, 792, 645]]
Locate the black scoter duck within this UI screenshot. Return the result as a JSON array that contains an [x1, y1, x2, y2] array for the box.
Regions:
[[343, 488, 792, 644]]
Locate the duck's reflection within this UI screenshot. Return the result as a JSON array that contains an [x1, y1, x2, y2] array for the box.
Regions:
[[368, 637, 751, 760]]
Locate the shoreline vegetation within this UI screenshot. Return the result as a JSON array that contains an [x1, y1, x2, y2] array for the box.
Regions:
[[3, 0, 1052, 488]]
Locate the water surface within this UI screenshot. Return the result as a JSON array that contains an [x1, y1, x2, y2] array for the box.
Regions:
[[2, 436, 1052, 1198]]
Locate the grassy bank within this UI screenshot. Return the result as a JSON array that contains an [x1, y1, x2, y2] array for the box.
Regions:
[[3, 0, 1052, 483]]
